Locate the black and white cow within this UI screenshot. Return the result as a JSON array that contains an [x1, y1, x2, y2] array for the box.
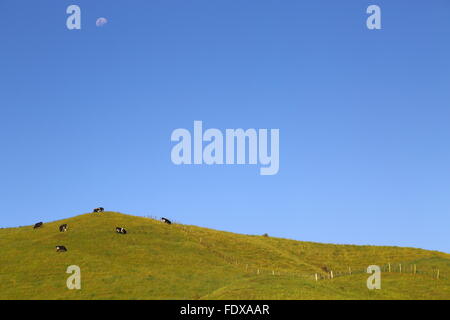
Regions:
[[116, 227, 127, 234], [59, 224, 68, 232], [56, 246, 67, 252], [33, 222, 43, 229], [161, 217, 172, 225], [93, 207, 104, 213]]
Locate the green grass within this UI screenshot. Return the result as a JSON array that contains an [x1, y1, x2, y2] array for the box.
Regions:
[[0, 211, 449, 300]]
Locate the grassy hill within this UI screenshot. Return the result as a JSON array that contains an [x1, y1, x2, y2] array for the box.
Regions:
[[0, 211, 449, 300]]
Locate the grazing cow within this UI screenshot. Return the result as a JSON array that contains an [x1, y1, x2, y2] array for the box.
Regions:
[[93, 207, 104, 213], [56, 246, 67, 252], [116, 227, 127, 234], [33, 222, 43, 229], [161, 217, 172, 225], [59, 224, 68, 232]]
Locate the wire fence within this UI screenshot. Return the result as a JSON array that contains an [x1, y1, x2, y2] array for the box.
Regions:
[[174, 223, 446, 282]]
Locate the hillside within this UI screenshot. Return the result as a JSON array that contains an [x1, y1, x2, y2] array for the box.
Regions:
[[0, 212, 449, 300]]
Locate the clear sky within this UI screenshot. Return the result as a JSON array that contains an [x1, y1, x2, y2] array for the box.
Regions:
[[1, 1, 449, 252]]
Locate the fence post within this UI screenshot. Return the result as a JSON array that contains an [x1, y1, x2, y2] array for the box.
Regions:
[[437, 269, 440, 279], [330, 270, 334, 279], [399, 264, 402, 273], [315, 273, 318, 282], [257, 269, 260, 275], [388, 263, 391, 272], [349, 267, 352, 275], [413, 264, 416, 275]]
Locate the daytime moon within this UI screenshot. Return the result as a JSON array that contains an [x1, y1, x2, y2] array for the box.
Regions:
[[96, 17, 108, 27]]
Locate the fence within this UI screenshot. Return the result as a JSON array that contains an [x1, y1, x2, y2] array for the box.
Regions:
[[174, 224, 445, 282]]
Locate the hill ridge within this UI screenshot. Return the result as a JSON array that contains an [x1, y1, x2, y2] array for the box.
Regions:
[[1, 211, 449, 299]]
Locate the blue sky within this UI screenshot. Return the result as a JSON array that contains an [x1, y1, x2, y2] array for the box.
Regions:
[[1, 1, 449, 252]]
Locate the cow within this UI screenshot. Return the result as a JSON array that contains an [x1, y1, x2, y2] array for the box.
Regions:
[[59, 224, 68, 232], [161, 217, 172, 225], [116, 227, 127, 234], [93, 207, 104, 213], [56, 246, 67, 252], [33, 222, 43, 229]]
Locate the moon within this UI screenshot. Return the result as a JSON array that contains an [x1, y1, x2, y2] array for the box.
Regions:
[[96, 17, 108, 27]]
